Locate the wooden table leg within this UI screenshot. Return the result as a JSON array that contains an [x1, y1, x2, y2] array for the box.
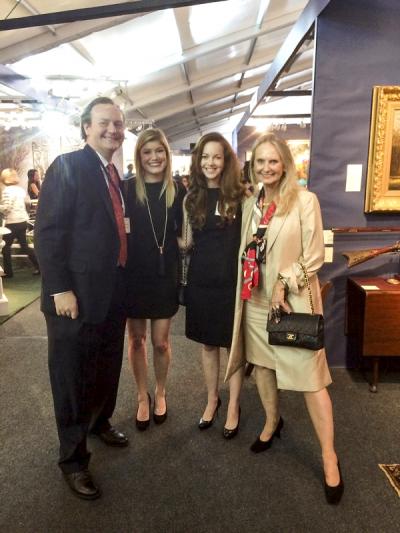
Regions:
[[369, 357, 379, 393]]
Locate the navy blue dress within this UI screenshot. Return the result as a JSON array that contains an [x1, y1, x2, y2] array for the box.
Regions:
[[185, 188, 241, 347]]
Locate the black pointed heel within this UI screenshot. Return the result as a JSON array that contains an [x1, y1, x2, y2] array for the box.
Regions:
[[250, 417, 284, 453], [198, 397, 221, 430], [324, 461, 344, 505], [136, 393, 151, 431], [223, 406, 241, 440]]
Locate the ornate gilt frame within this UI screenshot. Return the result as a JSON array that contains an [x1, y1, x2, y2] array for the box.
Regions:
[[365, 85, 400, 213]]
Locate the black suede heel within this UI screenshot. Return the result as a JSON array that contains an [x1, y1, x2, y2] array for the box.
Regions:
[[324, 461, 344, 505], [250, 417, 284, 453]]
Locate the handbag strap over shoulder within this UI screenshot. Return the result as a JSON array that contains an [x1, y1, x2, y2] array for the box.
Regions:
[[299, 262, 315, 315], [181, 215, 189, 284]]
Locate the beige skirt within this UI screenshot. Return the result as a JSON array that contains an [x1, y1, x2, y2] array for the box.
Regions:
[[243, 285, 332, 392]]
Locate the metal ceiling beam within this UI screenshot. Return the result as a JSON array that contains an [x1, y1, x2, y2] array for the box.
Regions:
[[168, 112, 245, 141], [160, 97, 250, 132], [148, 77, 263, 121], [128, 34, 312, 112], [0, 1, 226, 30], [18, 0, 57, 35], [163, 105, 248, 137], [129, 57, 272, 110], [251, 113, 311, 119], [266, 89, 312, 97], [0, 63, 77, 113], [0, 15, 137, 64], [172, 8, 201, 129], [231, 0, 271, 113], [236, 0, 332, 132]]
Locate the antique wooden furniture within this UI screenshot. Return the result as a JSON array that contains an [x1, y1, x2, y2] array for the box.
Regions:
[[346, 276, 400, 392]]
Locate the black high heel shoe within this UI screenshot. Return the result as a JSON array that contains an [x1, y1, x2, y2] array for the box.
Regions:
[[324, 461, 344, 505], [136, 393, 151, 431], [250, 417, 284, 453], [198, 397, 221, 430], [153, 394, 168, 425], [223, 406, 241, 440]]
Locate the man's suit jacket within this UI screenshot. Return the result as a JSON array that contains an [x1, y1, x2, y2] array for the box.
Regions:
[[35, 144, 123, 324]]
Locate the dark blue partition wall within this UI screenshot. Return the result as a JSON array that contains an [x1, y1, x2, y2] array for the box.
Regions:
[[310, 0, 400, 366]]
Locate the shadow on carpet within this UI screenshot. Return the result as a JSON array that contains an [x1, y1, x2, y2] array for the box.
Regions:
[[0, 268, 41, 324]]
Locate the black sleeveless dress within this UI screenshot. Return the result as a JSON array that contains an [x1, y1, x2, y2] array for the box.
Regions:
[[125, 179, 185, 318], [185, 188, 241, 347]]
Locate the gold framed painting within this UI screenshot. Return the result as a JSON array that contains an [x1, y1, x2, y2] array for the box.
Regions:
[[365, 85, 400, 212]]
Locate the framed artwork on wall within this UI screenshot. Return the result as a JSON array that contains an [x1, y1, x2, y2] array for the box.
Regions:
[[365, 85, 400, 212]]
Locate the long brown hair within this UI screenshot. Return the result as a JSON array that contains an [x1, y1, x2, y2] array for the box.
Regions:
[[249, 133, 299, 215], [134, 128, 175, 207], [185, 132, 244, 229]]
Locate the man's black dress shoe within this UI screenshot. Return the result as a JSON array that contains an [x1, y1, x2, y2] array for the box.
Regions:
[[223, 406, 241, 440], [153, 396, 168, 425], [63, 469, 101, 500], [94, 427, 129, 447], [324, 462, 344, 505], [136, 393, 151, 431], [250, 417, 284, 453]]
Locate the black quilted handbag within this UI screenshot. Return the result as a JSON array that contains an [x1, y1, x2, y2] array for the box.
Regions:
[[266, 263, 324, 350]]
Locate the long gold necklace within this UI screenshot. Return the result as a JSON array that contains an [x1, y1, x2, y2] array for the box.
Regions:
[[145, 188, 168, 277]]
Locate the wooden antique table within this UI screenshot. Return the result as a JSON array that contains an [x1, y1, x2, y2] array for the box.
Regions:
[[346, 276, 400, 392]]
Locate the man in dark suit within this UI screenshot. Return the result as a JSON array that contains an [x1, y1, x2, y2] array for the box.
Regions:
[[35, 97, 129, 500]]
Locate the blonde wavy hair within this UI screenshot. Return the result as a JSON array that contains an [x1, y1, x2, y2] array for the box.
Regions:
[[134, 128, 175, 207], [249, 133, 300, 215], [1, 168, 19, 186]]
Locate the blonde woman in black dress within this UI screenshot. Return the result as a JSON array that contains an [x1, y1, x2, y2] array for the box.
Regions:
[[182, 132, 245, 438], [126, 129, 185, 430]]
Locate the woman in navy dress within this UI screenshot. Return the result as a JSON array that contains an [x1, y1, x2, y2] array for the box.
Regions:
[[126, 128, 185, 430], [182, 132, 245, 438]]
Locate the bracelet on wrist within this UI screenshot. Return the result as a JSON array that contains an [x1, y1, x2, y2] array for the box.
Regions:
[[277, 274, 289, 299]]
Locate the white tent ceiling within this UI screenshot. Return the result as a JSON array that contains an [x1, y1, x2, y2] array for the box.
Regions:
[[0, 0, 314, 148]]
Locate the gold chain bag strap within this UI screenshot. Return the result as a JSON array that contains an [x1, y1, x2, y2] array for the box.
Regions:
[[178, 215, 190, 306], [266, 263, 324, 350]]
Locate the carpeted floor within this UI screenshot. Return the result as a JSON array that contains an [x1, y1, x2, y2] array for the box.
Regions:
[[0, 301, 399, 533], [0, 267, 41, 324]]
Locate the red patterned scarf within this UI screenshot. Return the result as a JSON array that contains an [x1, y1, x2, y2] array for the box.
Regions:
[[241, 195, 276, 300]]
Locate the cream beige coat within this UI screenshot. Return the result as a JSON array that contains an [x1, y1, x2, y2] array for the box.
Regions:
[[225, 189, 332, 391]]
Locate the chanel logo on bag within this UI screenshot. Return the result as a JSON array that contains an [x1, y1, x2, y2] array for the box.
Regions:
[[286, 333, 297, 341]]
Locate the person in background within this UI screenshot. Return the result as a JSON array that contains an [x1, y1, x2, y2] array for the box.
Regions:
[[226, 132, 343, 504], [125, 128, 185, 431], [124, 163, 134, 179], [27, 168, 41, 199], [0, 168, 40, 278], [181, 174, 189, 190], [182, 132, 245, 438], [34, 97, 129, 501]]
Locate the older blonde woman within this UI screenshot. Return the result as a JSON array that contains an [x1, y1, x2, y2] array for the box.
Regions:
[[226, 133, 343, 505], [125, 129, 185, 430], [0, 168, 39, 278]]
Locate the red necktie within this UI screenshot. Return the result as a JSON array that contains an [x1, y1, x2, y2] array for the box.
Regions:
[[106, 164, 127, 267]]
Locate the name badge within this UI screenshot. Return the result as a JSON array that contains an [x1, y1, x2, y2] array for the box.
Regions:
[[124, 217, 131, 233]]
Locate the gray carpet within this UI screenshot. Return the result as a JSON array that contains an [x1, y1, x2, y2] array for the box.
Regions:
[[0, 301, 399, 533]]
